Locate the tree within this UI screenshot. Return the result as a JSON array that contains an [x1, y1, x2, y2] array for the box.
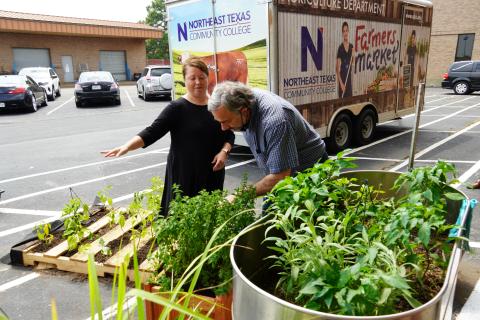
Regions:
[[144, 0, 170, 60]]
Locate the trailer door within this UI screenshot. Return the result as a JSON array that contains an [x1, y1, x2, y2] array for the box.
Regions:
[[396, 3, 433, 115]]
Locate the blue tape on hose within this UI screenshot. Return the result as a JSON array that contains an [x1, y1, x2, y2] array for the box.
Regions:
[[449, 199, 468, 238], [470, 199, 477, 209]]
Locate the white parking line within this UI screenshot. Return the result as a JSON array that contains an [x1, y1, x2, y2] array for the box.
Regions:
[[0, 215, 61, 238], [389, 119, 480, 172], [0, 147, 169, 184], [0, 162, 167, 206], [0, 159, 256, 237], [0, 273, 40, 292], [458, 280, 480, 320], [110, 159, 257, 204], [424, 96, 453, 104], [84, 297, 137, 320], [414, 159, 477, 164], [350, 156, 402, 162], [123, 88, 135, 107], [0, 208, 60, 216], [381, 97, 474, 125], [347, 101, 480, 156], [421, 115, 480, 118], [470, 242, 480, 249], [452, 160, 480, 187], [46, 97, 74, 116]]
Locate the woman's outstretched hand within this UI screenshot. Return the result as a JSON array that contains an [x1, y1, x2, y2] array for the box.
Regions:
[[101, 145, 129, 157]]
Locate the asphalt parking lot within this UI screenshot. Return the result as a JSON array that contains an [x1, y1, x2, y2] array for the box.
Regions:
[[0, 85, 479, 319]]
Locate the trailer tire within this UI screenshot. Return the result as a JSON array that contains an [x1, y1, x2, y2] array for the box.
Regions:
[[353, 109, 376, 146], [327, 113, 352, 153]]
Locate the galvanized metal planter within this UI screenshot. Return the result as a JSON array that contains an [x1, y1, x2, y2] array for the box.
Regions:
[[231, 171, 472, 320]]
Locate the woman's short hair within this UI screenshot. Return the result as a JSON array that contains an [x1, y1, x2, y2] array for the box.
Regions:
[[208, 81, 255, 113], [182, 57, 209, 78]]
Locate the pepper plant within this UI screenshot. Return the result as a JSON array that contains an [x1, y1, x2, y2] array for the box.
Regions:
[[265, 155, 464, 316], [61, 196, 91, 251], [35, 223, 54, 246]]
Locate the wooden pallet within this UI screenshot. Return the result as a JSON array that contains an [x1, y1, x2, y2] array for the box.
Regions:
[[14, 210, 156, 283]]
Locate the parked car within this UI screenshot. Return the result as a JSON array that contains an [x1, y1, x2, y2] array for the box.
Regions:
[[136, 65, 172, 101], [74, 71, 121, 107], [441, 60, 480, 95], [18, 67, 61, 101], [0, 75, 48, 112]]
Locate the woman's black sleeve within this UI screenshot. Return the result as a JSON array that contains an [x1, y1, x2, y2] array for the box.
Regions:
[[138, 101, 178, 148]]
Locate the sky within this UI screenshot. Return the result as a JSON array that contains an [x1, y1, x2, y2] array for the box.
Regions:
[[0, 0, 154, 23]]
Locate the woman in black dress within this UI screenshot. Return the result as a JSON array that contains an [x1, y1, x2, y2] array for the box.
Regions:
[[102, 58, 234, 215]]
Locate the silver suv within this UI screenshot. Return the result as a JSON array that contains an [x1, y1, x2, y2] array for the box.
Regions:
[[136, 65, 172, 101]]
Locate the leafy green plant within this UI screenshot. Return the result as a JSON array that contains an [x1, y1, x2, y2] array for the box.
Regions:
[[61, 196, 91, 251], [98, 238, 112, 256], [150, 177, 257, 296], [265, 156, 464, 316], [35, 223, 54, 245]]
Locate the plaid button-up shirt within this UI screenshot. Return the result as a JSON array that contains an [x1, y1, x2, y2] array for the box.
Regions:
[[243, 89, 326, 175]]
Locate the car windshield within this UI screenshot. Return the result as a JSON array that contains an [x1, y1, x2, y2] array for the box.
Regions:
[[79, 72, 113, 82], [150, 68, 170, 77], [0, 76, 24, 85], [19, 69, 50, 79]]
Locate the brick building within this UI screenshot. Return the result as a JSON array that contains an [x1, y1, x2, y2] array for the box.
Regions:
[[427, 0, 480, 86], [0, 10, 162, 82]]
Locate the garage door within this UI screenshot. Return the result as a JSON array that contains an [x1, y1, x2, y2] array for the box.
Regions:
[[13, 48, 51, 73], [99, 51, 126, 81]]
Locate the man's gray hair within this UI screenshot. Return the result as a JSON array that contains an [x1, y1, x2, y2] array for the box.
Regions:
[[208, 81, 255, 113]]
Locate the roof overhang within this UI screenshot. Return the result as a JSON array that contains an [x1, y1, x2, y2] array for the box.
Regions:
[[0, 10, 163, 39]]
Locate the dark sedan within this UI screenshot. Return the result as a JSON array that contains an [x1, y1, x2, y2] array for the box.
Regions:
[[74, 71, 121, 107], [0, 75, 48, 112]]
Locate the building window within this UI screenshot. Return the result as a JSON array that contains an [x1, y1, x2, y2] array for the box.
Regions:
[[455, 34, 475, 61]]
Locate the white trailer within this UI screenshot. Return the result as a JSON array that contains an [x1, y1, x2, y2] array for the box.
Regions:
[[166, 0, 433, 151]]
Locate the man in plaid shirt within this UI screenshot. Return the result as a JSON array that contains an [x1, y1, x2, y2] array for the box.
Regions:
[[208, 81, 328, 198]]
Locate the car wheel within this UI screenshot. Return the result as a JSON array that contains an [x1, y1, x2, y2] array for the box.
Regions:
[[143, 87, 149, 101], [41, 90, 48, 107], [30, 95, 38, 112], [56, 85, 61, 97], [48, 86, 55, 101], [353, 109, 376, 146], [75, 100, 82, 108], [137, 86, 142, 98], [453, 81, 470, 95], [327, 113, 352, 153], [115, 98, 121, 105]]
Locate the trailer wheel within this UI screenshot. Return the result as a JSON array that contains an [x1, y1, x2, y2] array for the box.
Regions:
[[327, 113, 352, 152], [353, 109, 376, 146]]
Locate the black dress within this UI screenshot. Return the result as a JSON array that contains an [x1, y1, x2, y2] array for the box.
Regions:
[[337, 43, 353, 98], [138, 98, 235, 216]]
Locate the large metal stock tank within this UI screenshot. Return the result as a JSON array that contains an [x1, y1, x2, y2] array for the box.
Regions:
[[230, 171, 471, 320]]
